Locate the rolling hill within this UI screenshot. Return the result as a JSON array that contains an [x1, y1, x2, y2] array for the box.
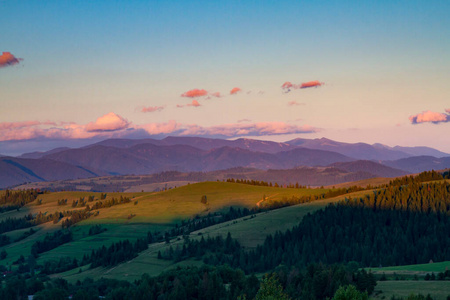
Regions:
[[13, 160, 405, 192], [330, 160, 408, 178]]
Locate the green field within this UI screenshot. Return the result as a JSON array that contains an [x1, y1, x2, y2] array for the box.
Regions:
[[6, 182, 329, 224], [371, 261, 450, 276], [372, 281, 450, 300], [1, 182, 332, 275], [191, 192, 358, 248], [48, 189, 374, 282]]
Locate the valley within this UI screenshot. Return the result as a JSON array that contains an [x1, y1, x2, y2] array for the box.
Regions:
[[1, 170, 449, 299]]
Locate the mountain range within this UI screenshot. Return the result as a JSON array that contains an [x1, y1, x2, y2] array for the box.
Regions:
[[0, 136, 448, 189]]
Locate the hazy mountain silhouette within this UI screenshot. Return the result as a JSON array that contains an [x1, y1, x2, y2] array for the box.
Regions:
[[4, 136, 449, 189], [0, 157, 105, 188]]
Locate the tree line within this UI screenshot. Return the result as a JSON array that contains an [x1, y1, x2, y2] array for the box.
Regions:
[[0, 263, 376, 300], [0, 189, 42, 212]]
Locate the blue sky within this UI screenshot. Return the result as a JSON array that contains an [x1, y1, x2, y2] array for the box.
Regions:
[[1, 0, 449, 155]]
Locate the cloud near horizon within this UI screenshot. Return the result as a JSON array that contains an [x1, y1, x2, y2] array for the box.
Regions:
[[141, 106, 165, 113], [409, 110, 450, 124], [282, 80, 324, 93], [0, 113, 131, 142], [0, 115, 318, 143], [85, 112, 130, 132], [0, 52, 23, 68]]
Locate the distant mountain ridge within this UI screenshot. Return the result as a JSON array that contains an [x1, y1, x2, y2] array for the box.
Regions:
[[2, 136, 449, 189], [19, 147, 72, 159], [42, 143, 353, 175], [88, 136, 297, 153], [19, 136, 450, 160], [286, 138, 410, 160]]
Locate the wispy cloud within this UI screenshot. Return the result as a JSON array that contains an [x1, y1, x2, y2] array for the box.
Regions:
[[137, 120, 182, 135], [141, 106, 165, 113], [230, 87, 242, 95], [177, 100, 201, 108], [409, 110, 450, 124], [0, 52, 23, 68], [287, 101, 305, 106], [187, 100, 201, 107], [0, 121, 42, 130], [85, 112, 130, 132], [282, 80, 324, 93], [181, 89, 208, 98], [237, 119, 252, 123]]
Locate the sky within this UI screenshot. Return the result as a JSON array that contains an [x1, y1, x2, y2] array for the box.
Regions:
[[1, 0, 449, 156]]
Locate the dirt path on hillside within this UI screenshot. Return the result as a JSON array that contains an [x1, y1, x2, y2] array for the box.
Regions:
[[256, 193, 279, 207]]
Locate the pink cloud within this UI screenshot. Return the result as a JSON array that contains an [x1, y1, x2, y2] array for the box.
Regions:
[[230, 87, 241, 95], [0, 121, 93, 141], [177, 100, 201, 108], [210, 92, 221, 98], [0, 121, 57, 131], [85, 112, 130, 132], [300, 80, 323, 89], [0, 52, 23, 68], [281, 82, 294, 89], [181, 89, 208, 98], [0, 113, 133, 142], [0, 117, 317, 143], [187, 100, 201, 107], [409, 110, 450, 124], [287, 101, 305, 106], [0, 121, 41, 130], [446, 108, 450, 114], [141, 106, 165, 113], [282, 80, 324, 93]]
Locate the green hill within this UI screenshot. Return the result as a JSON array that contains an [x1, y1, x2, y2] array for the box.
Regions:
[[0, 182, 331, 273]]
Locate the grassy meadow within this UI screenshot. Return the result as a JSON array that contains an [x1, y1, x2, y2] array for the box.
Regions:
[[371, 261, 450, 276], [1, 181, 333, 276], [373, 281, 450, 300], [47, 188, 375, 282]]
